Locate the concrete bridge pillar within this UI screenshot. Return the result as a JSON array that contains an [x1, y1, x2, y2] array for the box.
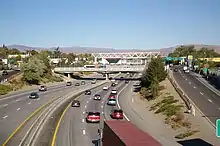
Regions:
[[94, 57, 98, 64], [105, 73, 109, 80], [67, 73, 71, 79]]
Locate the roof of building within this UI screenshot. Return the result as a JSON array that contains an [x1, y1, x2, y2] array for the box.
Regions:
[[105, 120, 162, 146]]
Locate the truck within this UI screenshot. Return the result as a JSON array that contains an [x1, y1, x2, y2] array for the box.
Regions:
[[102, 120, 162, 146]]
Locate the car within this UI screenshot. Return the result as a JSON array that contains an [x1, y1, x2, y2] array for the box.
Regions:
[[185, 69, 189, 73], [115, 82, 118, 85], [103, 86, 109, 90], [111, 89, 117, 94], [93, 94, 101, 100], [71, 100, 80, 107], [66, 81, 72, 86], [29, 92, 39, 99], [127, 72, 130, 75], [85, 90, 91, 95], [111, 79, 116, 82], [2, 70, 8, 75], [75, 83, 80, 86], [91, 79, 96, 84], [110, 109, 124, 119], [39, 85, 47, 91], [81, 81, 86, 85], [86, 112, 100, 123], [107, 98, 116, 106], [174, 68, 178, 72], [125, 80, 129, 83], [108, 94, 116, 99], [111, 83, 116, 87]]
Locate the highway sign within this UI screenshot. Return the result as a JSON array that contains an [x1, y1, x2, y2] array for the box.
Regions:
[[216, 119, 220, 137]]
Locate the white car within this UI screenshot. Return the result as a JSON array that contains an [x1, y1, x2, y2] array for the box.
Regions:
[[107, 98, 116, 106], [103, 86, 109, 90], [185, 70, 189, 73], [111, 79, 116, 82], [94, 94, 101, 100], [111, 90, 117, 94]]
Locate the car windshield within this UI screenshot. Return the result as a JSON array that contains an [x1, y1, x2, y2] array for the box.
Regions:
[[114, 110, 123, 113], [109, 99, 115, 101], [30, 92, 37, 96], [88, 112, 100, 116], [40, 86, 45, 88], [95, 94, 100, 96], [67, 82, 71, 83], [72, 100, 79, 103], [86, 90, 90, 92]]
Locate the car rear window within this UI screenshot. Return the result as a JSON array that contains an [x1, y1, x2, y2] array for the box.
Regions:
[[31, 92, 37, 96], [109, 99, 116, 101], [114, 110, 123, 113], [88, 112, 100, 116]]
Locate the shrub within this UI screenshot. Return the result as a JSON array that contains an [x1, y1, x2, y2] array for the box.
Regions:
[[0, 84, 13, 95], [175, 130, 199, 139]]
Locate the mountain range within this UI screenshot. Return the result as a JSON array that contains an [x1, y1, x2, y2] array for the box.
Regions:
[[5, 44, 220, 55]]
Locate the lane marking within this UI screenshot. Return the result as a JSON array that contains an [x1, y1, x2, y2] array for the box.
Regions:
[[85, 105, 87, 108], [28, 102, 31, 104], [15, 99, 21, 102], [82, 119, 85, 123], [37, 98, 40, 100], [83, 130, 86, 135], [101, 105, 103, 108], [131, 98, 134, 103], [193, 86, 196, 89], [189, 82, 191, 84], [116, 82, 130, 121], [83, 111, 85, 114], [51, 103, 71, 146], [86, 101, 89, 103], [102, 111, 104, 114], [4, 104, 8, 107], [90, 97, 92, 100], [17, 108, 20, 111], [208, 99, 212, 103], [2, 96, 57, 146], [200, 92, 204, 95], [2, 115, 8, 119]]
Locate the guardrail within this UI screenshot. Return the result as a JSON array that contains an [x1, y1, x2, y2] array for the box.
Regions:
[[167, 70, 191, 110]]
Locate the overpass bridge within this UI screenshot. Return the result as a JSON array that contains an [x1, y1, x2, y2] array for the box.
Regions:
[[54, 66, 145, 80]]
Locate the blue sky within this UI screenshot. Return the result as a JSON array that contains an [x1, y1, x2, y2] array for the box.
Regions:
[[0, 0, 220, 50]]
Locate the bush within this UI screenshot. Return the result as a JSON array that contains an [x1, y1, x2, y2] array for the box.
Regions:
[[0, 84, 13, 95], [175, 130, 199, 139]]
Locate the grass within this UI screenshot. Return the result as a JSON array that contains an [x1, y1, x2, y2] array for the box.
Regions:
[[81, 72, 93, 75], [175, 130, 199, 139], [0, 84, 13, 95]]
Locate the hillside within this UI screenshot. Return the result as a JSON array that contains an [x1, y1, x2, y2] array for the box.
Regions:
[[6, 44, 220, 55]]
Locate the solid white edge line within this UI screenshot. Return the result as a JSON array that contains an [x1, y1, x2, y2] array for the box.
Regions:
[[17, 108, 21, 111], [208, 99, 212, 103], [116, 83, 130, 121]]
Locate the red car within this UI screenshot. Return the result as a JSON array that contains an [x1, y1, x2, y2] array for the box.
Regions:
[[108, 94, 116, 99], [86, 112, 101, 123], [111, 109, 124, 119]]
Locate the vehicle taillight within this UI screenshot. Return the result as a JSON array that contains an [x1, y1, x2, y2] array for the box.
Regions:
[[88, 115, 100, 120]]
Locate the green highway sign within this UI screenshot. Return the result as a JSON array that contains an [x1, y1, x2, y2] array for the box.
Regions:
[[216, 119, 220, 137]]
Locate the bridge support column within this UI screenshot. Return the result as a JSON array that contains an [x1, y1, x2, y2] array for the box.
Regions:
[[94, 57, 98, 64], [67, 73, 71, 79], [105, 73, 109, 80]]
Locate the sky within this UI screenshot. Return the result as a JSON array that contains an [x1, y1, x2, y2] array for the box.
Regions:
[[0, 0, 220, 50]]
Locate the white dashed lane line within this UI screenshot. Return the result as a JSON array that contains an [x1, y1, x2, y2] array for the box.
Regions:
[[82, 119, 85, 123], [189, 82, 191, 84], [200, 92, 204, 95], [131, 98, 134, 103], [208, 99, 212, 103], [16, 108, 20, 111], [2, 115, 8, 119], [86, 101, 89, 103], [82, 130, 86, 135], [15, 99, 21, 102], [83, 111, 85, 114], [3, 104, 8, 107], [84, 105, 87, 108], [28, 102, 31, 104], [101, 105, 103, 108], [193, 86, 196, 89]]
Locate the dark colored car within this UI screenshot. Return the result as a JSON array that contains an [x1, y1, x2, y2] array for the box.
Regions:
[[39, 85, 47, 91], [81, 81, 86, 85], [110, 109, 124, 119], [75, 83, 80, 86], [94, 94, 101, 100], [71, 100, 80, 107], [2, 70, 8, 75], [174, 68, 178, 72], [86, 112, 101, 123], [125, 80, 129, 83], [85, 90, 91, 95], [66, 81, 72, 86], [29, 92, 39, 99], [111, 83, 116, 87]]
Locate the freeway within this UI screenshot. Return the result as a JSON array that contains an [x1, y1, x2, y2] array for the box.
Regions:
[[54, 74, 127, 146], [0, 70, 20, 81], [173, 69, 220, 126], [0, 74, 106, 145]]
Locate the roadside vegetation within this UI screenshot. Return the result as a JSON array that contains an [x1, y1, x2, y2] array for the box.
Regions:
[[140, 54, 199, 139]]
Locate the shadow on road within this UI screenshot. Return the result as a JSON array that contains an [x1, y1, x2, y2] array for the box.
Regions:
[[177, 138, 213, 146]]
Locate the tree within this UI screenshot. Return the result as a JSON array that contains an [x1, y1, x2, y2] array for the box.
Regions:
[[141, 57, 167, 88], [150, 76, 159, 99], [30, 50, 38, 56], [8, 48, 20, 54], [22, 56, 46, 84], [53, 47, 62, 58], [38, 51, 52, 75]]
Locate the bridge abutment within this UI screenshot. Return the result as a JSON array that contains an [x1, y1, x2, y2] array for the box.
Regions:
[[105, 73, 109, 80]]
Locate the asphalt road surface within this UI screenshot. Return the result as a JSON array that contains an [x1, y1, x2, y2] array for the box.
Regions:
[[55, 74, 128, 146], [0, 74, 105, 145], [0, 70, 19, 81], [173, 69, 220, 126]]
